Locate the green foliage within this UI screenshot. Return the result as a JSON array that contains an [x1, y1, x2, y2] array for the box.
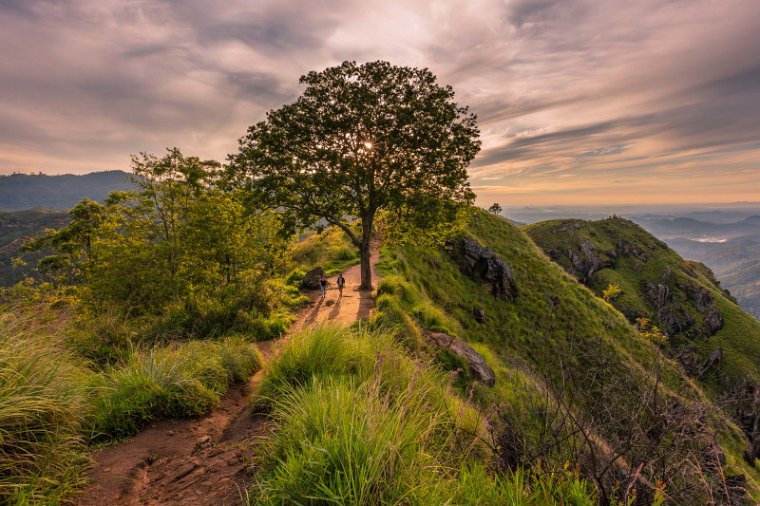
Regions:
[[635, 317, 668, 344], [23, 148, 292, 338], [288, 227, 360, 275], [0, 316, 90, 505], [88, 338, 262, 442], [228, 60, 480, 288], [602, 282, 623, 302], [250, 325, 597, 505]]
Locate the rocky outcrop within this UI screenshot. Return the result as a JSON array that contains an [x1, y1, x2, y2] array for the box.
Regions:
[[423, 329, 495, 386], [697, 348, 723, 379], [445, 236, 517, 300], [300, 266, 324, 289], [702, 308, 724, 335], [473, 307, 486, 323], [643, 278, 724, 339], [646, 282, 695, 336], [567, 240, 615, 284], [615, 240, 649, 262]]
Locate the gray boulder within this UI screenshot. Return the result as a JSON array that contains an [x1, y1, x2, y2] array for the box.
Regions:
[[446, 236, 517, 300], [423, 330, 495, 386], [300, 266, 325, 290]]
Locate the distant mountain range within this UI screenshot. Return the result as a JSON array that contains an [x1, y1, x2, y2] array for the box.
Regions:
[[0, 170, 136, 211]]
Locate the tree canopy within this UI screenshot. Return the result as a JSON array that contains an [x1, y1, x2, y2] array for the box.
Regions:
[[24, 148, 290, 338], [228, 60, 480, 288]]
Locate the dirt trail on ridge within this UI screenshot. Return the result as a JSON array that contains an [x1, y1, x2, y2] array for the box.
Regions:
[[72, 245, 380, 506]]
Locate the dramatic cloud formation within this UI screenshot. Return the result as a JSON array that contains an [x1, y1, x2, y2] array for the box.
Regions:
[[1, 0, 759, 204]]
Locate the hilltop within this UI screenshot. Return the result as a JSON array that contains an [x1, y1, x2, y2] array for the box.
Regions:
[[0, 170, 135, 211], [526, 216, 760, 463]]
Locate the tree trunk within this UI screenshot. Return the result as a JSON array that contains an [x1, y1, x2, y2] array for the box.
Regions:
[[358, 212, 374, 290], [359, 240, 372, 290]]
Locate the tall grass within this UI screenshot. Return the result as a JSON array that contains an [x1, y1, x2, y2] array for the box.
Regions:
[[249, 325, 597, 504], [0, 316, 90, 505], [88, 338, 263, 443]]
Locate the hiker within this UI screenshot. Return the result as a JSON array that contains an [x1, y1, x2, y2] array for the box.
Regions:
[[336, 273, 346, 297], [319, 275, 328, 299]]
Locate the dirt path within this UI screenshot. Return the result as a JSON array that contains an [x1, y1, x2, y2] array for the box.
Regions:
[[73, 245, 380, 506], [289, 242, 380, 332]]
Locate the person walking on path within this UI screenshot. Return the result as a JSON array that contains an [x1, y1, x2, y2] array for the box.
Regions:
[[319, 275, 328, 299], [336, 273, 346, 298]]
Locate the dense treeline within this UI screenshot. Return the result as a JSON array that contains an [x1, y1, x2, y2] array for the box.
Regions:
[[21, 148, 298, 339]]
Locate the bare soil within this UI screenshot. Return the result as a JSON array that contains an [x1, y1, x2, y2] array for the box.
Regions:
[[72, 245, 380, 506]]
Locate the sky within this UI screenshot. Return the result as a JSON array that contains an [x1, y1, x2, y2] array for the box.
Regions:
[[1, 0, 759, 206]]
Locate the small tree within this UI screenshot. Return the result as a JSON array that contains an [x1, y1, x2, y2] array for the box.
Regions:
[[228, 60, 481, 289], [602, 282, 623, 302], [488, 203, 502, 215]]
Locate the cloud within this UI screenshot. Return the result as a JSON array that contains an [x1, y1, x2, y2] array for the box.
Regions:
[[0, 0, 759, 205]]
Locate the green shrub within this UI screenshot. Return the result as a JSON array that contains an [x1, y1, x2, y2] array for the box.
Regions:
[[68, 310, 136, 367], [289, 227, 360, 275], [89, 339, 263, 442]]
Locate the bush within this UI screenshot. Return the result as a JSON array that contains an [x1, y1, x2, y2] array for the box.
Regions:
[[89, 338, 263, 442], [289, 227, 360, 275]]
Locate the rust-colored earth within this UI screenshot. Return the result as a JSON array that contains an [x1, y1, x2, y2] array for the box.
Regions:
[[72, 247, 379, 506]]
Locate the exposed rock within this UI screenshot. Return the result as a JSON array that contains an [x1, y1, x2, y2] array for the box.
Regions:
[[423, 329, 495, 386], [616, 240, 648, 262], [473, 307, 486, 323], [675, 343, 702, 376], [300, 266, 324, 290], [697, 348, 723, 379], [567, 240, 615, 284], [445, 236, 517, 300], [684, 282, 713, 312], [646, 282, 671, 310], [702, 307, 724, 336], [645, 282, 696, 336]]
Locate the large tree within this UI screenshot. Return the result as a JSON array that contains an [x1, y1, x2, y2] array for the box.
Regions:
[[228, 60, 480, 289]]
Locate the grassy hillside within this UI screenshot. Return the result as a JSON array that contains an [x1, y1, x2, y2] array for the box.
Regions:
[[523, 215, 760, 501], [525, 218, 760, 433], [249, 325, 599, 505], [372, 210, 760, 503]]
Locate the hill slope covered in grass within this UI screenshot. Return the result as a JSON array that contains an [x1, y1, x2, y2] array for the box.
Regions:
[[368, 210, 760, 503], [525, 217, 760, 464]]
